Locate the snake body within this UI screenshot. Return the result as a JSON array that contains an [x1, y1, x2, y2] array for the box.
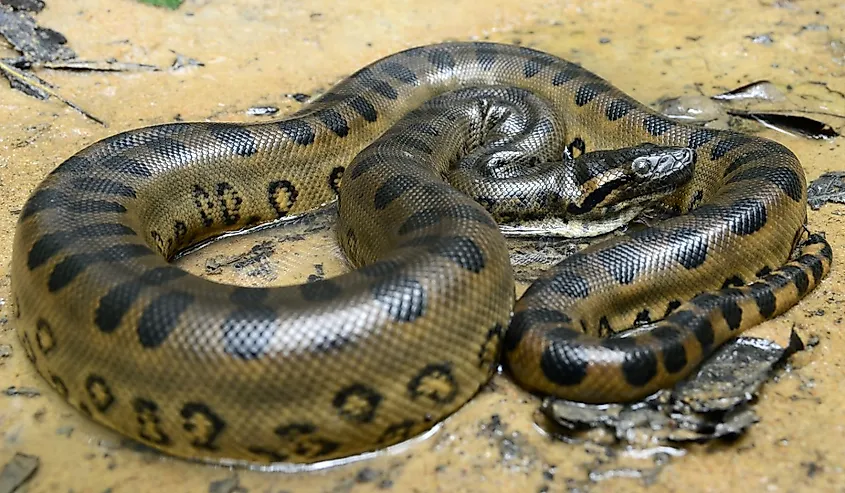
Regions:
[[11, 42, 831, 465]]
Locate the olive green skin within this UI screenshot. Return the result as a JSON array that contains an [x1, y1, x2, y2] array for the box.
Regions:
[[11, 42, 831, 466]]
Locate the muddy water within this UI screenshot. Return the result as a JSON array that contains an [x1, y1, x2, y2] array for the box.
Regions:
[[0, 0, 843, 491]]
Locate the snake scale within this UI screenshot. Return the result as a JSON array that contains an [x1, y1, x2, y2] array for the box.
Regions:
[[11, 42, 832, 465]]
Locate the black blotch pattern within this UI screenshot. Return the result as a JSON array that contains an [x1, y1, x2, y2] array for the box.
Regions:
[[688, 129, 717, 149], [137, 292, 195, 348], [407, 363, 458, 404], [723, 149, 770, 176], [427, 49, 456, 71], [64, 200, 127, 214], [133, 398, 171, 446], [723, 298, 743, 331], [99, 156, 152, 177], [710, 135, 752, 160], [173, 220, 188, 247], [401, 135, 434, 155], [300, 279, 343, 302], [348, 155, 382, 180], [273, 423, 340, 459], [598, 316, 614, 337], [540, 337, 588, 386], [594, 227, 708, 285], [669, 310, 714, 352], [652, 325, 688, 373], [567, 137, 586, 159], [144, 136, 190, 163], [635, 309, 651, 325], [278, 119, 316, 145], [643, 115, 673, 136], [248, 446, 287, 462], [328, 166, 344, 195], [730, 198, 768, 236], [688, 189, 704, 210], [381, 62, 418, 85], [523, 55, 553, 78], [222, 305, 277, 360], [546, 271, 590, 299], [332, 384, 383, 423], [547, 326, 581, 341], [317, 92, 349, 103], [722, 275, 745, 288], [140, 265, 187, 284], [748, 276, 781, 318], [150, 231, 167, 255], [209, 124, 258, 157], [427, 236, 486, 273], [566, 178, 626, 215], [28, 223, 136, 270], [797, 254, 825, 285], [85, 374, 115, 412], [552, 68, 578, 86], [781, 265, 810, 296], [725, 166, 803, 202], [756, 266, 772, 278], [694, 199, 768, 237], [601, 338, 658, 386], [574, 83, 609, 106], [21, 189, 66, 218], [374, 174, 419, 210], [372, 276, 427, 322], [475, 43, 497, 70], [817, 237, 833, 261], [316, 109, 350, 137], [694, 293, 743, 331], [51, 155, 93, 174], [348, 95, 378, 122], [267, 180, 299, 217], [192, 185, 215, 227], [95, 267, 185, 334], [605, 99, 633, 121], [35, 318, 55, 354], [478, 323, 503, 370], [48, 244, 151, 292], [180, 402, 226, 450], [407, 121, 439, 136], [216, 182, 242, 225], [51, 374, 68, 399], [361, 78, 399, 100], [398, 204, 496, 235], [506, 308, 572, 351], [360, 76, 399, 100], [230, 286, 269, 305], [71, 177, 136, 198], [378, 419, 416, 444]]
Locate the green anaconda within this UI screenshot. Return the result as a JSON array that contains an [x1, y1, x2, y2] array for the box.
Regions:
[[10, 42, 832, 465]]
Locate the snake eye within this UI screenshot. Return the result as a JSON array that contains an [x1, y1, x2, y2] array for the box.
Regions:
[[632, 157, 652, 175]]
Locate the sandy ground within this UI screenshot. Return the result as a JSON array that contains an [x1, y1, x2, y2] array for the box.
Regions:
[[1, 0, 844, 491]]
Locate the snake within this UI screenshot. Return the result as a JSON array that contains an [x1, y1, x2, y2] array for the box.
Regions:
[[10, 41, 832, 466]]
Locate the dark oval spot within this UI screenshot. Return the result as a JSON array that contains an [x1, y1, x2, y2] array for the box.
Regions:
[[372, 276, 427, 322], [137, 292, 195, 348], [652, 325, 688, 373], [300, 279, 343, 302]]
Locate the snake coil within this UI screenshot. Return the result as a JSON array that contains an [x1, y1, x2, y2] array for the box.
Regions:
[[11, 42, 831, 465]]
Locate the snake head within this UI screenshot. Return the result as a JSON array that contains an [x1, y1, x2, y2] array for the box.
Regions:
[[630, 146, 696, 183], [566, 144, 696, 217]]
